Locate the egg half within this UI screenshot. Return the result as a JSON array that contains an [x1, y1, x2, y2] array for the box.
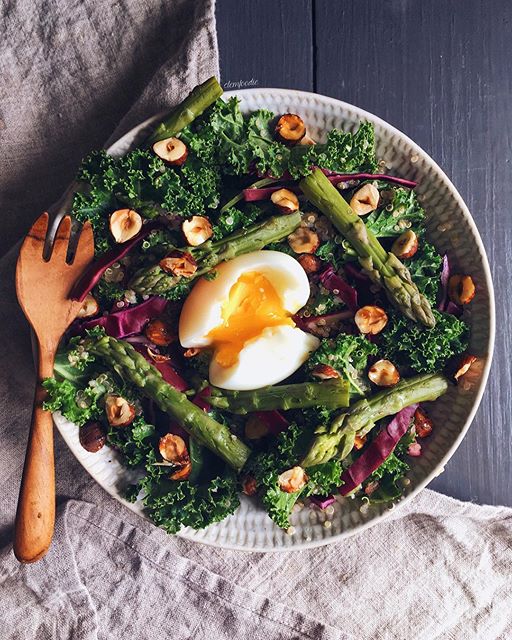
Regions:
[[179, 250, 320, 390]]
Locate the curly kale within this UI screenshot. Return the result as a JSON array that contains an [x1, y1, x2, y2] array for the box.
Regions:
[[212, 203, 265, 240], [365, 187, 425, 238], [406, 238, 443, 306], [381, 310, 469, 374]]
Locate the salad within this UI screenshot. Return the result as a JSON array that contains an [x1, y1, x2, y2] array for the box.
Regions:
[[44, 77, 477, 534]]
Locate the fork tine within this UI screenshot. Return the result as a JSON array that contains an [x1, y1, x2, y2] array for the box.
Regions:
[[19, 213, 50, 258], [72, 221, 94, 267], [48, 216, 72, 262]]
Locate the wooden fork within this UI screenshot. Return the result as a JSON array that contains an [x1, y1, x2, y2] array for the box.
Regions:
[[14, 213, 94, 563]]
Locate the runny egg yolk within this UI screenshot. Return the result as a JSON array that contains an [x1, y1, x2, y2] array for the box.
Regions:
[[207, 271, 295, 368]]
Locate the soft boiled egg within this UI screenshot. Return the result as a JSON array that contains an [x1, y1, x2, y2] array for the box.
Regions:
[[179, 250, 320, 390]]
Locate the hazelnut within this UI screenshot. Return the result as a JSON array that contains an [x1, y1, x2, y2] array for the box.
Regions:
[[311, 364, 340, 380], [79, 421, 106, 453], [182, 216, 213, 246], [349, 183, 380, 216], [145, 318, 175, 346], [414, 408, 433, 438], [242, 476, 258, 496], [245, 415, 270, 440], [448, 275, 475, 305], [270, 188, 300, 214], [159, 250, 198, 278], [170, 462, 192, 481], [353, 434, 367, 450], [275, 113, 306, 144], [287, 227, 320, 254], [298, 253, 321, 274], [299, 134, 316, 146], [454, 354, 477, 381], [77, 293, 99, 319], [109, 209, 143, 243], [105, 395, 136, 427], [368, 359, 400, 387], [354, 305, 388, 335], [391, 230, 418, 259], [146, 347, 171, 364], [159, 433, 190, 465], [152, 136, 188, 166], [278, 466, 308, 493], [183, 347, 201, 358]]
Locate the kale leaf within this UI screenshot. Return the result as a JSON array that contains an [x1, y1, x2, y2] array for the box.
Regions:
[[365, 187, 425, 238], [406, 239, 443, 306]]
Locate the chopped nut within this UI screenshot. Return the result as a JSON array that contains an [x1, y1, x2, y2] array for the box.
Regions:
[[354, 305, 388, 335], [414, 408, 433, 438], [109, 209, 142, 243], [145, 318, 175, 346], [183, 347, 201, 358], [311, 364, 340, 380], [79, 421, 106, 453], [349, 183, 380, 216], [77, 293, 99, 318], [159, 433, 190, 465], [368, 359, 400, 387], [275, 113, 306, 144], [152, 136, 188, 166], [182, 216, 213, 246], [146, 346, 171, 363], [271, 188, 300, 214], [364, 480, 380, 496], [448, 275, 476, 305], [169, 462, 192, 481], [245, 415, 270, 440], [391, 229, 418, 259], [454, 354, 477, 381], [298, 253, 321, 274], [105, 395, 136, 427], [288, 227, 320, 254], [159, 250, 198, 277], [242, 476, 258, 496], [353, 434, 367, 450], [278, 466, 308, 493]]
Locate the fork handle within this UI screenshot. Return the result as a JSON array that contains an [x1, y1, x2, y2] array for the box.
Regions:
[[14, 345, 56, 563]]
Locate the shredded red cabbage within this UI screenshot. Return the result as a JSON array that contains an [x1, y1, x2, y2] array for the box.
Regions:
[[310, 495, 336, 510], [70, 221, 162, 302], [253, 410, 289, 435], [193, 386, 212, 412], [339, 404, 418, 496], [243, 184, 300, 202], [319, 265, 358, 311]]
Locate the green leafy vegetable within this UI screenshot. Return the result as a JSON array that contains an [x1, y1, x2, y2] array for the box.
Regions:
[[406, 239, 443, 306], [365, 187, 425, 238]]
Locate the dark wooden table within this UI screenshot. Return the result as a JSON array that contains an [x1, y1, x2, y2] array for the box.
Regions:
[[217, 0, 511, 507]]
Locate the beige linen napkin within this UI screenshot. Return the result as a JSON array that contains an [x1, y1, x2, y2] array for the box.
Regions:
[[0, 2, 511, 639]]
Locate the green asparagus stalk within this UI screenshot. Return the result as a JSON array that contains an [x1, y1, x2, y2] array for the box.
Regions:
[[129, 211, 301, 295], [300, 169, 435, 328], [82, 333, 250, 472], [208, 379, 350, 415], [301, 372, 449, 467], [147, 77, 223, 144]]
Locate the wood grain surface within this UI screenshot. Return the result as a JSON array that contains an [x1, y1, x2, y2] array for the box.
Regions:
[[216, 0, 511, 506]]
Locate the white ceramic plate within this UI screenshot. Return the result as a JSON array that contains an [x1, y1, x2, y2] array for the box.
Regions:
[[53, 89, 495, 551]]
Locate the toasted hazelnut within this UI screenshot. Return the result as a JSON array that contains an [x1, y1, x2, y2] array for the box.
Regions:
[[454, 354, 477, 381], [368, 359, 400, 387], [311, 364, 340, 380], [242, 476, 258, 496], [271, 188, 300, 214], [105, 395, 136, 427], [152, 136, 188, 166], [77, 293, 99, 319], [299, 134, 316, 146], [183, 347, 201, 358], [354, 305, 388, 335], [288, 227, 320, 254], [275, 113, 306, 144], [109, 209, 143, 243], [448, 275, 475, 305], [159, 250, 198, 277], [147, 346, 171, 363], [182, 216, 213, 246], [145, 318, 175, 346], [159, 433, 190, 464], [353, 434, 367, 450], [391, 230, 418, 259], [245, 415, 270, 440], [79, 421, 106, 453], [170, 462, 192, 481], [278, 466, 308, 493], [349, 183, 380, 216], [414, 408, 433, 438], [298, 253, 321, 274]]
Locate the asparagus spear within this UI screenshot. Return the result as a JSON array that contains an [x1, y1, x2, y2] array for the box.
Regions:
[[208, 379, 350, 415], [129, 211, 301, 295], [301, 372, 449, 467], [300, 169, 435, 328], [81, 333, 250, 472], [147, 77, 223, 144]]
